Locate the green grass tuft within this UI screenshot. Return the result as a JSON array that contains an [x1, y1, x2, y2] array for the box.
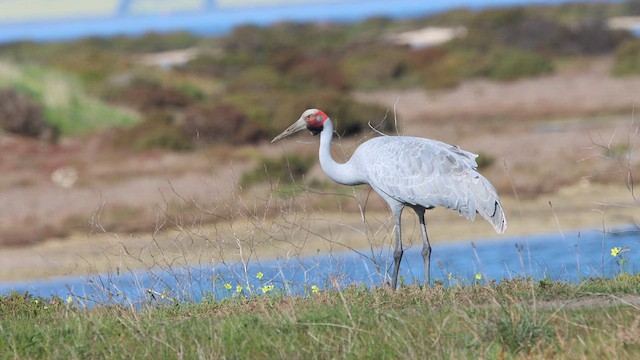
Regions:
[[0, 61, 139, 135], [1, 277, 640, 358]]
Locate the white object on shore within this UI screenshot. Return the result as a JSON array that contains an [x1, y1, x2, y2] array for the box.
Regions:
[[388, 26, 467, 49], [51, 166, 78, 188]]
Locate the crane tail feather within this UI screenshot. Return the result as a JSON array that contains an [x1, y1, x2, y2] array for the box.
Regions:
[[483, 199, 507, 234], [468, 174, 507, 234]]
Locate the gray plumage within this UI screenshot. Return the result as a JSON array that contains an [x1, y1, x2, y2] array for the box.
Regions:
[[272, 109, 507, 289], [355, 136, 506, 234]]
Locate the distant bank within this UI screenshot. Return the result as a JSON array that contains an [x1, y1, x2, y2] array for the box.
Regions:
[[0, 0, 590, 44]]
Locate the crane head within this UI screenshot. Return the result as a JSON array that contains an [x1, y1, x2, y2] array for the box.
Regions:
[[271, 109, 329, 143]]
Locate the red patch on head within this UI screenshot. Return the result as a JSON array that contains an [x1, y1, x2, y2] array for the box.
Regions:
[[305, 110, 327, 135], [305, 110, 328, 127]]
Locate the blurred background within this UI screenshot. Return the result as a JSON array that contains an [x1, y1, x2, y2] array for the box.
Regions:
[[0, 0, 638, 282]]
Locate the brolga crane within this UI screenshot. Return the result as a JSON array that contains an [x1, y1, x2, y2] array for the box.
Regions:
[[272, 109, 506, 289]]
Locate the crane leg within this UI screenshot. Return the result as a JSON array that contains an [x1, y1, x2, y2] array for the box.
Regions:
[[391, 214, 403, 290], [416, 209, 431, 286]]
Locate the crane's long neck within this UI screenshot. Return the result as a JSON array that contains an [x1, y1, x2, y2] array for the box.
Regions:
[[318, 119, 364, 186]]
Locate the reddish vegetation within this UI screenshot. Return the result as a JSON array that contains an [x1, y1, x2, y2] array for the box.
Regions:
[[0, 57, 637, 247], [182, 103, 266, 145], [109, 83, 191, 111], [0, 89, 56, 141]]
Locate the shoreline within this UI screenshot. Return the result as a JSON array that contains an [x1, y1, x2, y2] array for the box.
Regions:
[[0, 182, 635, 284]]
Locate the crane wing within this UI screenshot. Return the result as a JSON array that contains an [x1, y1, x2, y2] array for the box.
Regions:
[[357, 136, 506, 233]]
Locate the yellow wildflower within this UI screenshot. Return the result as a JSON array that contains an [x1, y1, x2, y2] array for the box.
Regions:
[[475, 273, 482, 280], [311, 285, 319, 293], [224, 283, 232, 290], [66, 296, 73, 304], [256, 272, 264, 280], [611, 247, 622, 257], [236, 285, 243, 293]]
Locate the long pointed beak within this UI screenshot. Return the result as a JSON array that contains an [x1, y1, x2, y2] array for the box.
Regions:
[[271, 118, 307, 143]]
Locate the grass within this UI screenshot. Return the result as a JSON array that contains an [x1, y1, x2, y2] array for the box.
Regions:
[[240, 154, 316, 189], [1, 276, 639, 358], [0, 61, 139, 135], [0, 5, 637, 357]]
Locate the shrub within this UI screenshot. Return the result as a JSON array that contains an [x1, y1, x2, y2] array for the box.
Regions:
[[483, 47, 553, 81], [44, 93, 138, 136], [109, 81, 192, 111], [225, 66, 287, 92], [559, 21, 630, 55], [341, 46, 411, 90], [179, 53, 227, 77], [177, 83, 207, 102], [410, 47, 483, 89], [115, 111, 192, 151], [612, 39, 640, 76], [114, 102, 273, 151], [287, 55, 350, 91], [225, 89, 392, 139], [0, 88, 57, 141], [463, 7, 628, 56], [48, 48, 129, 87], [180, 103, 266, 145], [135, 126, 193, 151]]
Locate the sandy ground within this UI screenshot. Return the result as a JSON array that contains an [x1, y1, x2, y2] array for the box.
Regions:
[[0, 57, 638, 283], [0, 181, 635, 283]]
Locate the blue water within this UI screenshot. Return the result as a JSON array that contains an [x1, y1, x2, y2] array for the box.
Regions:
[[1, 227, 637, 306], [0, 0, 600, 44]]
